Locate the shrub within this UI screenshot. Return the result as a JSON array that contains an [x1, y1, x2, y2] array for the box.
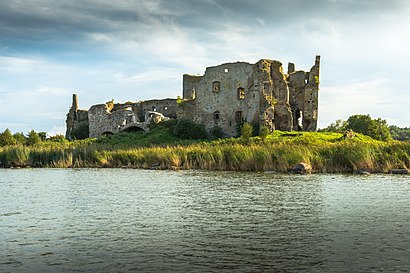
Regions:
[[346, 114, 392, 141], [27, 130, 41, 146], [173, 119, 208, 139], [13, 132, 27, 145], [259, 126, 269, 142], [211, 126, 224, 139], [0, 129, 16, 146], [71, 122, 89, 140], [240, 122, 253, 141]]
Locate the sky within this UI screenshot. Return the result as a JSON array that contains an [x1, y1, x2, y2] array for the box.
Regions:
[[1, 0, 410, 135]]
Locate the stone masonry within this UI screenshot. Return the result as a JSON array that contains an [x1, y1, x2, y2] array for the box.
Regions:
[[66, 56, 320, 139], [178, 56, 320, 137]]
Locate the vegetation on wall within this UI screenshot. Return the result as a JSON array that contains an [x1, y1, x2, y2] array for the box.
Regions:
[[71, 122, 89, 140]]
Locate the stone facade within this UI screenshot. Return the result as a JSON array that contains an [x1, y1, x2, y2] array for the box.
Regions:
[[65, 94, 89, 140], [178, 56, 320, 137], [65, 56, 320, 139], [66, 97, 176, 139]]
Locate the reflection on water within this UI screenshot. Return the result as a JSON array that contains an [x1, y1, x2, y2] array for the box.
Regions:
[[0, 169, 409, 272]]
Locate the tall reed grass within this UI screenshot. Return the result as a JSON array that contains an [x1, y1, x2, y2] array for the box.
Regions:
[[0, 132, 409, 173]]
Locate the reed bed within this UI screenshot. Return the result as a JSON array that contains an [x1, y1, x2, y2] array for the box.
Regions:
[[1, 133, 409, 173]]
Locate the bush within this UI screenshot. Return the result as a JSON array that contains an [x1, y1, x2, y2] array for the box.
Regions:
[[13, 132, 27, 145], [27, 130, 41, 146], [173, 119, 208, 139], [346, 114, 392, 141], [71, 122, 89, 140], [0, 129, 16, 146], [211, 126, 224, 138], [240, 122, 253, 141], [259, 126, 269, 142]]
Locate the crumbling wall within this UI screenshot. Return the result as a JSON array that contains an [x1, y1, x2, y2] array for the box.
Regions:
[[178, 56, 319, 136], [66, 56, 319, 140], [183, 74, 202, 100], [288, 56, 320, 131], [178, 62, 260, 137], [65, 94, 89, 140], [138, 99, 177, 120], [88, 99, 176, 138]]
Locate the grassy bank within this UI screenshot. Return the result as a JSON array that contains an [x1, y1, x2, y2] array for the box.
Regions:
[[1, 128, 409, 173]]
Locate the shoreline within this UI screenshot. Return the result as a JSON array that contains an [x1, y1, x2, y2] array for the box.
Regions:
[[1, 136, 409, 174]]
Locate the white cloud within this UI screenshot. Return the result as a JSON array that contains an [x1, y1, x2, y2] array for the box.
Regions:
[[319, 78, 410, 127]]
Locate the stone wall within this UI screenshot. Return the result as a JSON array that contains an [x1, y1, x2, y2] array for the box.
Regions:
[[87, 99, 177, 138], [66, 56, 320, 139], [177, 57, 320, 137], [65, 94, 89, 140]]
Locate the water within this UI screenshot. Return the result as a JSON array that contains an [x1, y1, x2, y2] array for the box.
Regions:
[[0, 169, 409, 273]]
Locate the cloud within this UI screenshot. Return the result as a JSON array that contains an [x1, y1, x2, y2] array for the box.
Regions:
[[1, 0, 410, 134]]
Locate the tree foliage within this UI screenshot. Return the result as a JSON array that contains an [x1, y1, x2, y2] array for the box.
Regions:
[[389, 125, 410, 141], [173, 119, 208, 139], [0, 129, 16, 146], [27, 130, 41, 146], [259, 126, 270, 142], [346, 114, 392, 141], [319, 119, 347, 133], [240, 122, 253, 141]]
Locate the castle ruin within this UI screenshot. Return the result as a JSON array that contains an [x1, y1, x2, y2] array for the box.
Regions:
[[66, 56, 320, 139]]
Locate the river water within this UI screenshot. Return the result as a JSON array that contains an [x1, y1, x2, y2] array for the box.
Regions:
[[0, 169, 409, 272]]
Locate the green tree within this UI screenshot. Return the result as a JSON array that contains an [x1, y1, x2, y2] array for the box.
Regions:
[[389, 125, 410, 141], [0, 128, 16, 146], [240, 122, 253, 141], [13, 132, 26, 145], [346, 114, 392, 141], [27, 130, 41, 146], [320, 119, 348, 132], [48, 134, 67, 143], [38, 132, 47, 141]]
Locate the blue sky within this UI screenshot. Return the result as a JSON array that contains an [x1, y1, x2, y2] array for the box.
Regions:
[[1, 0, 410, 135]]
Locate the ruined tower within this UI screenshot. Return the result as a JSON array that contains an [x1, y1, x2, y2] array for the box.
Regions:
[[178, 56, 320, 137], [65, 94, 89, 140]]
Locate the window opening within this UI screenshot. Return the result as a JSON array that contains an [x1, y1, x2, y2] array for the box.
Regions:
[[212, 81, 221, 93], [235, 111, 243, 124], [213, 111, 220, 122], [296, 110, 303, 131], [238, 87, 245, 100]]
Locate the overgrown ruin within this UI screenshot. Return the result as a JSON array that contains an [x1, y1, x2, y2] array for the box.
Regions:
[[66, 56, 320, 139]]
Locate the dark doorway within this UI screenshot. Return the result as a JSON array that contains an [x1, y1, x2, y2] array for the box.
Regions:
[[122, 126, 145, 133]]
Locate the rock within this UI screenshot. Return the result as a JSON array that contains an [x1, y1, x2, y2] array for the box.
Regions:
[[388, 169, 409, 175], [289, 163, 312, 174], [149, 163, 160, 170], [354, 170, 371, 176], [340, 129, 355, 140], [145, 111, 170, 124]]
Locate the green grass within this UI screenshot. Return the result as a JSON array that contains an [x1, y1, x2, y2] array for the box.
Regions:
[[0, 126, 409, 173]]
